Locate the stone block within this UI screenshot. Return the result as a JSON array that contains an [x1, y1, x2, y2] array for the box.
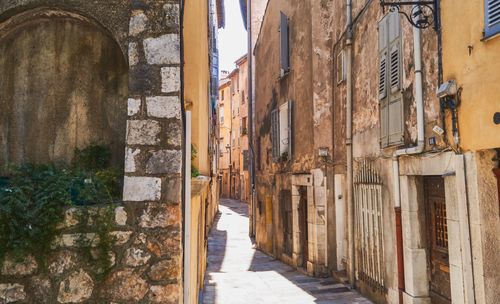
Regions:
[[126, 120, 161, 145], [0, 283, 25, 303], [1, 254, 37, 276], [146, 150, 182, 174], [167, 120, 182, 147], [403, 248, 429, 297], [139, 204, 180, 228], [143, 34, 180, 65], [57, 269, 94, 303], [129, 11, 148, 36], [104, 269, 148, 301], [402, 293, 430, 304], [401, 210, 424, 250], [57, 207, 80, 229], [123, 176, 161, 202], [147, 229, 181, 257], [124, 247, 151, 266], [147, 284, 180, 303], [161, 67, 180, 93], [447, 219, 462, 267], [53, 233, 98, 248], [128, 98, 141, 116], [163, 177, 182, 203], [128, 42, 139, 66], [164, 4, 180, 27], [111, 231, 133, 245], [148, 258, 180, 281], [450, 264, 465, 304], [48, 251, 79, 276], [115, 206, 128, 226], [146, 96, 181, 119], [29, 276, 51, 303], [125, 147, 140, 173]]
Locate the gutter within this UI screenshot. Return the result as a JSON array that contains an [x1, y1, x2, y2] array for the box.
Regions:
[[346, 0, 355, 287], [392, 2, 425, 302]]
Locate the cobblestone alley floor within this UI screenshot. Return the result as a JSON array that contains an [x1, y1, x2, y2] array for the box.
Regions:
[[202, 199, 372, 304]]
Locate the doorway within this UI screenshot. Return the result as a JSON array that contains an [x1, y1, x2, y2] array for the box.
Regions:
[[424, 176, 451, 304], [298, 186, 308, 268]]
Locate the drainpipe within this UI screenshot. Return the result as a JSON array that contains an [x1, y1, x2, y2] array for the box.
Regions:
[[183, 112, 192, 304], [346, 0, 355, 287], [247, 0, 256, 237], [392, 2, 425, 303]]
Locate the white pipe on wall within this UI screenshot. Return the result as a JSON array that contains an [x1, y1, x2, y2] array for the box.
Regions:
[[346, 0, 355, 287], [183, 111, 192, 304]]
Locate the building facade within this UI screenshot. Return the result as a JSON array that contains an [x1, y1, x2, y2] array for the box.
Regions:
[[0, 0, 223, 303], [254, 1, 500, 304]]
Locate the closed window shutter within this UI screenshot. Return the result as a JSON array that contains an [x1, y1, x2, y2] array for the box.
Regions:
[[388, 12, 404, 145], [379, 12, 403, 148], [280, 12, 290, 75], [288, 100, 294, 157], [485, 0, 500, 38], [379, 15, 389, 147], [271, 109, 280, 161]]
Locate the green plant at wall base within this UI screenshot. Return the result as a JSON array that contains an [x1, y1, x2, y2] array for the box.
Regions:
[[191, 144, 200, 177], [0, 145, 121, 268], [75, 205, 116, 281], [74, 145, 112, 171]]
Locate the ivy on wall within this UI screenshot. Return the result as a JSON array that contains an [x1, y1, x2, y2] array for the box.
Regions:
[[0, 145, 121, 270]]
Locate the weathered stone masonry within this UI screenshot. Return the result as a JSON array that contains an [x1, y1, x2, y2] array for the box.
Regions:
[[0, 1, 184, 303]]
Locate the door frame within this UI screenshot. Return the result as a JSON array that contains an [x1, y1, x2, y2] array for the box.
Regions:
[[398, 152, 474, 304]]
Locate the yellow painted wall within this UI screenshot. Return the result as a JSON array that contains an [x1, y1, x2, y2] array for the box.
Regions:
[[442, 0, 500, 151], [184, 0, 210, 174]]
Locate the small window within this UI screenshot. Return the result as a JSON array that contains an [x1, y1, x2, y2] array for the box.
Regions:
[[484, 0, 500, 39], [241, 90, 245, 104], [222, 90, 224, 100], [337, 50, 346, 84], [271, 101, 293, 161], [280, 11, 290, 77]]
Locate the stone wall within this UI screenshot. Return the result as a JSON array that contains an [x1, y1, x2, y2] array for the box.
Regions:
[[0, 1, 184, 303]]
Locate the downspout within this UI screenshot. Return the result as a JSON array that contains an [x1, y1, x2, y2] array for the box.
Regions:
[[346, 0, 355, 287], [183, 112, 192, 304], [392, 2, 425, 302], [180, 0, 189, 303], [247, 0, 256, 237]]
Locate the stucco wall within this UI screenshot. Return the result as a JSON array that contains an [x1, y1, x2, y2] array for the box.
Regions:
[[0, 12, 128, 168], [441, 0, 500, 151]]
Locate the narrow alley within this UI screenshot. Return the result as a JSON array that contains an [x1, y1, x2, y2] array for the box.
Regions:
[[202, 199, 372, 304]]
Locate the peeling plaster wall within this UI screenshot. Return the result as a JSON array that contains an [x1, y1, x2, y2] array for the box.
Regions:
[[254, 0, 335, 276], [0, 14, 128, 168]]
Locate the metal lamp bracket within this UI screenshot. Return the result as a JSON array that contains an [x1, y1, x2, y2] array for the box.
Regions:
[[380, 0, 437, 29]]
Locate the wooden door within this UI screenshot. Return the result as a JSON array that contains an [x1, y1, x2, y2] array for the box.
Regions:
[[424, 177, 451, 304], [298, 186, 308, 267], [280, 190, 293, 256]]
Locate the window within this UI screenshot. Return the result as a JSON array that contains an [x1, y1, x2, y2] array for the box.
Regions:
[[220, 108, 224, 123], [221, 90, 224, 101], [379, 12, 403, 148], [485, 0, 500, 38], [337, 50, 346, 84], [241, 90, 245, 104], [280, 12, 290, 77], [271, 101, 293, 161]]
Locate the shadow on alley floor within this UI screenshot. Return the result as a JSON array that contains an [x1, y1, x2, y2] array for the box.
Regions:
[[202, 198, 373, 304]]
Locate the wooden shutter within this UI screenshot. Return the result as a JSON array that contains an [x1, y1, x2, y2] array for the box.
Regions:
[[388, 12, 404, 145], [379, 12, 403, 148], [379, 15, 389, 147], [280, 12, 290, 75], [288, 100, 294, 158], [271, 109, 280, 161], [485, 0, 500, 38]]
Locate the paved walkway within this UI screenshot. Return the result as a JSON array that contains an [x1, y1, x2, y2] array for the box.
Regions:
[[202, 199, 372, 304]]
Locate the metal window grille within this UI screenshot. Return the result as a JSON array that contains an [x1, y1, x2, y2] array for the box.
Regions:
[[354, 161, 386, 293]]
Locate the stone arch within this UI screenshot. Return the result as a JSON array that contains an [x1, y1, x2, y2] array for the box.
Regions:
[[0, 8, 129, 169]]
